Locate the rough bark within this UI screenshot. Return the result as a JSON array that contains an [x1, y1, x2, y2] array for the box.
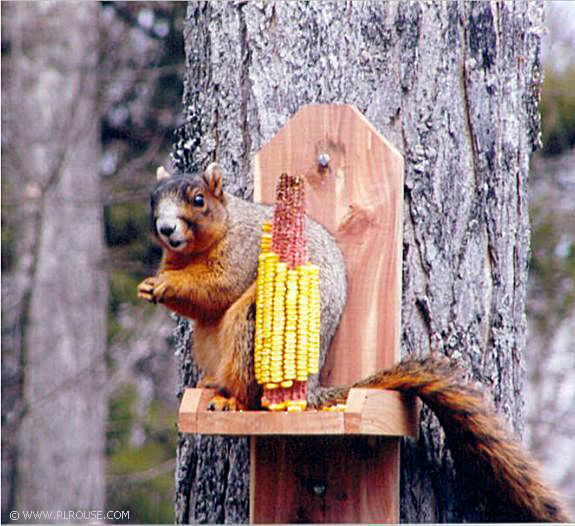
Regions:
[[173, 1, 543, 522], [2, 2, 107, 518]]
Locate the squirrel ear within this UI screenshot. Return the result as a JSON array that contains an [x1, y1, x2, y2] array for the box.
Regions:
[[156, 166, 171, 181], [203, 162, 224, 199]]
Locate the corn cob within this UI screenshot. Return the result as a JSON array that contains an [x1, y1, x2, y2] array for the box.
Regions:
[[253, 174, 321, 411]]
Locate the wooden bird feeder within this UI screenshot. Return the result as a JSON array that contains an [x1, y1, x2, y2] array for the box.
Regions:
[[178, 104, 414, 523]]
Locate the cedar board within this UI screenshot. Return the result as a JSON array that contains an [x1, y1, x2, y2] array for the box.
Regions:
[[251, 104, 404, 523]]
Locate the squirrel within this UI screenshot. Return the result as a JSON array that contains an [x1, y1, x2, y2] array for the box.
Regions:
[[137, 163, 569, 523]]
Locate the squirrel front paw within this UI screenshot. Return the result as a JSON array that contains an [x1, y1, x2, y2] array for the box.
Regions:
[[137, 275, 173, 304], [137, 277, 158, 303]]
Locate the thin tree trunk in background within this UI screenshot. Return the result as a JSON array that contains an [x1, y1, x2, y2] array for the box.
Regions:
[[2, 2, 107, 517], [172, 1, 543, 522], [526, 148, 575, 516]]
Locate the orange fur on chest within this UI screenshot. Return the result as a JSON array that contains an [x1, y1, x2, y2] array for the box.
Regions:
[[159, 240, 243, 322]]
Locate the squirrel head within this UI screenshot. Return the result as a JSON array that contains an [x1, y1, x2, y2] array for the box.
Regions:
[[151, 163, 228, 256]]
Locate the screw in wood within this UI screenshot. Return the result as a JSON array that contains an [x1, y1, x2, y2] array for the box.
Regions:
[[317, 153, 330, 168], [312, 482, 327, 496]]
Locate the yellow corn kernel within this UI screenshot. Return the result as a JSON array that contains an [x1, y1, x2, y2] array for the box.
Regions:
[[307, 265, 321, 375], [254, 254, 267, 384], [286, 402, 304, 412], [268, 260, 286, 384], [321, 403, 346, 412], [287, 400, 307, 412], [259, 253, 279, 384], [295, 265, 311, 381], [260, 234, 272, 252]]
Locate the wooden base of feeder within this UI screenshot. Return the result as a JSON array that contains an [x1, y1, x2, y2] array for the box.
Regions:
[[178, 387, 419, 523], [178, 387, 419, 437]]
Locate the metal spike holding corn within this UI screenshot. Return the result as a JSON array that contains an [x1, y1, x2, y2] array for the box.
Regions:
[[253, 173, 321, 411]]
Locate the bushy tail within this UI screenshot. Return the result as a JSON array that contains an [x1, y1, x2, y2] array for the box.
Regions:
[[319, 355, 569, 523]]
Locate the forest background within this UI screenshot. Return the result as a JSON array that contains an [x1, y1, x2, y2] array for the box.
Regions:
[[1, 1, 574, 523]]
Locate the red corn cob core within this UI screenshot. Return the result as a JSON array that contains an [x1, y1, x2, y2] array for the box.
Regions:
[[271, 173, 308, 269]]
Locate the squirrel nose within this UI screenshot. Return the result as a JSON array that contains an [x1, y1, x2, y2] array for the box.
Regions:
[[159, 224, 175, 237]]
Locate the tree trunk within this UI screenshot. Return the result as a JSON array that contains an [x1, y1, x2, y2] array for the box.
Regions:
[[2, 2, 107, 518], [172, 1, 543, 522]]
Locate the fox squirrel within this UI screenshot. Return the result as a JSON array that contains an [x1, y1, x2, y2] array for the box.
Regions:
[[138, 163, 569, 522]]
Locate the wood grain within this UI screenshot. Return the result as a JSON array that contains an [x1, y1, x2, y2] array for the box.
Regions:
[[251, 436, 399, 523], [178, 388, 206, 433], [345, 389, 420, 437], [254, 103, 404, 385]]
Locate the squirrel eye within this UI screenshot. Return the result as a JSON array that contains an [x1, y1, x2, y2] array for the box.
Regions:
[[193, 194, 205, 207]]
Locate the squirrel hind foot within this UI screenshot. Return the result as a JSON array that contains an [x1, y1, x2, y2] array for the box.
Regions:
[[207, 393, 246, 412]]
